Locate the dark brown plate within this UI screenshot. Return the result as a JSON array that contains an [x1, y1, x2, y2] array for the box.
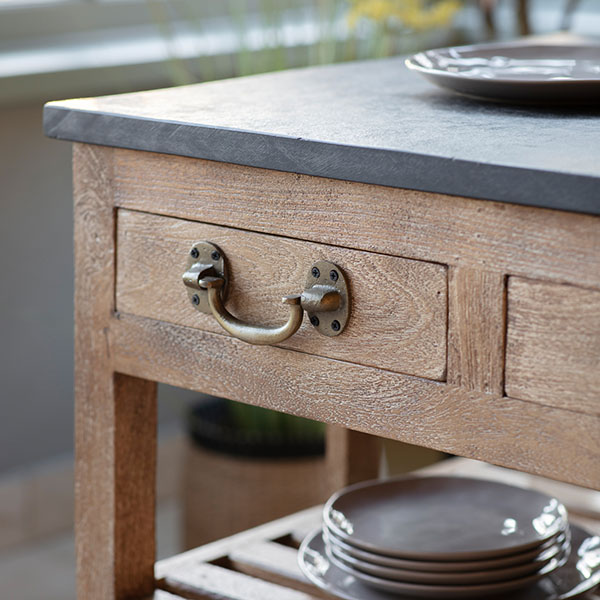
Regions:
[[326, 536, 569, 586], [323, 476, 567, 560], [299, 524, 600, 600], [326, 538, 567, 597], [324, 528, 567, 572], [405, 42, 600, 104]]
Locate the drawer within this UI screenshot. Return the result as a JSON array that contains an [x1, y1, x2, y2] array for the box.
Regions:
[[505, 277, 600, 414], [116, 209, 447, 380]]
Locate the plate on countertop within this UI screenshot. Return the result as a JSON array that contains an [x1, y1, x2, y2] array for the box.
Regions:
[[299, 524, 600, 600], [405, 42, 600, 104]]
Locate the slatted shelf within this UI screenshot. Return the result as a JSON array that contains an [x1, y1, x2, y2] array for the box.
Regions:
[[156, 459, 600, 600], [151, 591, 191, 600]]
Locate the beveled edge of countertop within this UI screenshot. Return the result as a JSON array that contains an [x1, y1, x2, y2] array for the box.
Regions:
[[43, 56, 600, 216]]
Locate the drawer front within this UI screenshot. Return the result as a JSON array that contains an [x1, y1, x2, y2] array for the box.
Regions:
[[505, 277, 600, 414], [116, 210, 447, 380]]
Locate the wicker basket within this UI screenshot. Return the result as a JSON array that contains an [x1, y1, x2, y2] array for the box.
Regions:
[[182, 398, 328, 549]]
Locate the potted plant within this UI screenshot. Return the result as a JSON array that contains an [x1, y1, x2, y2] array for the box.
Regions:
[[183, 396, 327, 548]]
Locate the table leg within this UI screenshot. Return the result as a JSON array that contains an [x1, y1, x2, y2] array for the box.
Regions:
[[74, 143, 157, 599], [325, 426, 381, 493]]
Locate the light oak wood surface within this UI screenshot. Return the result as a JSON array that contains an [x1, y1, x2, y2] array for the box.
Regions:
[[113, 149, 600, 290], [228, 540, 327, 598], [163, 563, 321, 600], [72, 144, 600, 600], [448, 268, 506, 394], [325, 427, 381, 493], [157, 506, 327, 599], [156, 505, 324, 578], [74, 145, 157, 600], [506, 277, 600, 415], [116, 209, 447, 379], [150, 592, 189, 600], [111, 313, 600, 489]]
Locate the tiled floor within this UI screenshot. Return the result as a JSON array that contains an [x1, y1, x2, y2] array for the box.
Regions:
[[0, 500, 181, 600]]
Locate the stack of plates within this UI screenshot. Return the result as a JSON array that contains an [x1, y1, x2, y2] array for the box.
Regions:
[[299, 476, 600, 599]]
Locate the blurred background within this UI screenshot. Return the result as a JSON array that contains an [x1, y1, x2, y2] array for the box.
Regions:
[[0, 1, 598, 598]]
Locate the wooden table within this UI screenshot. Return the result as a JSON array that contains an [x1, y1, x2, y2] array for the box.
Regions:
[[44, 56, 600, 600]]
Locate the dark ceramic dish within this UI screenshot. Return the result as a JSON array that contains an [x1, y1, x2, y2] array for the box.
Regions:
[[323, 528, 567, 573], [324, 476, 567, 561], [325, 539, 567, 594], [406, 42, 600, 104], [299, 524, 600, 600], [325, 533, 570, 585]]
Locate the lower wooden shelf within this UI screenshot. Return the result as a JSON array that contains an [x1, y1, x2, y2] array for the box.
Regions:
[[156, 459, 600, 600], [156, 504, 323, 600]]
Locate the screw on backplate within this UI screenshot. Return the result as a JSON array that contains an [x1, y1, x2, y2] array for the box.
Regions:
[[192, 294, 200, 305], [331, 320, 341, 332], [311, 267, 320, 278], [330, 269, 339, 282], [211, 250, 220, 261], [310, 315, 320, 327], [190, 247, 199, 259]]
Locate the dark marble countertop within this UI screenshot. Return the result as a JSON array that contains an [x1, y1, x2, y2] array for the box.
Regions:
[[44, 56, 600, 215]]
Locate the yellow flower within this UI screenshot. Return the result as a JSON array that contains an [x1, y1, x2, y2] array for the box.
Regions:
[[348, 0, 462, 31]]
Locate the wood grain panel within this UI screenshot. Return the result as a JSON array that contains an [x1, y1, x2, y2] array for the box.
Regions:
[[116, 209, 447, 379], [228, 541, 330, 598], [325, 426, 381, 493], [113, 149, 600, 290], [156, 505, 323, 579], [73, 144, 157, 600], [448, 268, 506, 394], [506, 277, 600, 415], [151, 592, 190, 600], [113, 373, 157, 596], [112, 313, 600, 488], [161, 563, 320, 600]]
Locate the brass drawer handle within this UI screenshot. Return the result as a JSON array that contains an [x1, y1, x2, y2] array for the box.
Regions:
[[183, 242, 349, 345], [198, 276, 303, 345]]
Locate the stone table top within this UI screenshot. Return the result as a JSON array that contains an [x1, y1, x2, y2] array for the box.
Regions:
[[44, 56, 600, 215]]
